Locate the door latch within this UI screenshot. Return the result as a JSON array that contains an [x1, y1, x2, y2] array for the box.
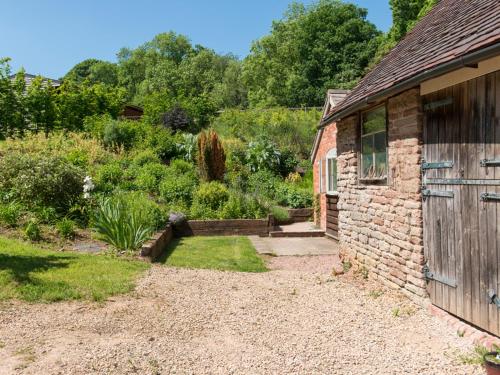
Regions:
[[488, 289, 500, 308]]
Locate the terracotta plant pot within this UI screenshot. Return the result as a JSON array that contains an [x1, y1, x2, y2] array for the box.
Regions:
[[484, 352, 500, 375]]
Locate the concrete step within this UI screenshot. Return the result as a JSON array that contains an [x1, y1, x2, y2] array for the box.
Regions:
[[269, 230, 325, 238]]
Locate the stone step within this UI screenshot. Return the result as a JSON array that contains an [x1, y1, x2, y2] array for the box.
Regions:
[[269, 230, 325, 238]]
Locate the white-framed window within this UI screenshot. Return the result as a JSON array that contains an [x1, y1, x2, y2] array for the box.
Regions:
[[361, 105, 387, 180], [326, 148, 337, 194]]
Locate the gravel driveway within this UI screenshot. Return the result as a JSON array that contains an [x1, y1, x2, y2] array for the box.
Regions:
[[0, 256, 481, 374]]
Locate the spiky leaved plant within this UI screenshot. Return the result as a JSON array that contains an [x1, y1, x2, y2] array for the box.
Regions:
[[92, 197, 153, 251], [197, 129, 226, 182]]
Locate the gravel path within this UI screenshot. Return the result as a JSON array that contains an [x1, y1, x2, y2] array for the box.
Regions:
[[0, 256, 481, 374]]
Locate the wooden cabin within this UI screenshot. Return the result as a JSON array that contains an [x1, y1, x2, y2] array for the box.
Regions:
[[312, 0, 500, 336]]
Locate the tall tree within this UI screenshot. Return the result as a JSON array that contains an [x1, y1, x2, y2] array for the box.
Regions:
[[0, 59, 27, 138], [25, 76, 57, 136], [242, 0, 381, 108], [64, 59, 119, 86]]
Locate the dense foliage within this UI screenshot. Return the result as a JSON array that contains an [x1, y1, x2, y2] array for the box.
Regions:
[[243, 0, 381, 107], [0, 59, 125, 138], [0, 0, 438, 250]]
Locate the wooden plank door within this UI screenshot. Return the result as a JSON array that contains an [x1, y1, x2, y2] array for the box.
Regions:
[[325, 194, 339, 238], [422, 70, 500, 336]]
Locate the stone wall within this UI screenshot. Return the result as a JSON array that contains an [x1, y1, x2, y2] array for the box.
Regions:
[[336, 88, 426, 302], [312, 121, 337, 230]]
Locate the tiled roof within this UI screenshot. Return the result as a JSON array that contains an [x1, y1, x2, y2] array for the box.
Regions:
[[329, 0, 500, 119]]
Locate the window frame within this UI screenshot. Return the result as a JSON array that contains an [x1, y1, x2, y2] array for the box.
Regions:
[[325, 148, 338, 195], [359, 103, 388, 184], [318, 157, 324, 193]]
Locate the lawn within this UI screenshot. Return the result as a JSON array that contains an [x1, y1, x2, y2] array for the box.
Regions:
[[0, 236, 149, 302], [160, 236, 267, 273]]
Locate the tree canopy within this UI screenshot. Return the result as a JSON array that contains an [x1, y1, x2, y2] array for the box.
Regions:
[[242, 0, 381, 107], [0, 0, 439, 138]]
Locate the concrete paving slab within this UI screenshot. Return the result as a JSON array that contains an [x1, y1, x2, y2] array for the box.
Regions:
[[249, 236, 339, 256]]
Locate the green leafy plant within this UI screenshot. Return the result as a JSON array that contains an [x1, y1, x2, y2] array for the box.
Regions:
[[134, 162, 168, 194], [246, 137, 281, 173], [102, 119, 145, 151], [275, 183, 312, 209], [92, 197, 154, 251], [247, 169, 281, 201], [0, 202, 23, 227], [219, 191, 267, 219], [159, 174, 198, 206], [56, 218, 76, 239], [93, 162, 124, 193], [190, 182, 229, 219], [0, 153, 84, 213], [25, 219, 41, 241], [115, 191, 167, 230]]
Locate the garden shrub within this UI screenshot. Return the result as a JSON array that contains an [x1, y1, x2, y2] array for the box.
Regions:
[[168, 159, 195, 176], [245, 137, 281, 173], [0, 202, 23, 227], [219, 191, 267, 219], [34, 206, 58, 224], [275, 183, 312, 209], [115, 191, 167, 230], [278, 149, 299, 177], [131, 149, 161, 166], [101, 118, 145, 151], [144, 126, 182, 161], [0, 153, 84, 213], [134, 162, 168, 194], [190, 182, 229, 219], [269, 205, 290, 221], [224, 167, 250, 191], [25, 219, 41, 241], [159, 173, 198, 206], [94, 162, 124, 193], [56, 218, 76, 239], [247, 169, 281, 201]]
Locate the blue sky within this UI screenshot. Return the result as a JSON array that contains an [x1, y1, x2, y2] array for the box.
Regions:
[[0, 0, 391, 79]]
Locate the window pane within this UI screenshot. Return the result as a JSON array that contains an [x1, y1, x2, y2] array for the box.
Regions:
[[332, 158, 337, 191], [361, 136, 374, 178], [374, 132, 387, 178], [362, 106, 386, 134], [327, 158, 337, 192]]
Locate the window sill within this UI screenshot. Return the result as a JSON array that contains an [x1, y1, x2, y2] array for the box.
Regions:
[[359, 177, 387, 184]]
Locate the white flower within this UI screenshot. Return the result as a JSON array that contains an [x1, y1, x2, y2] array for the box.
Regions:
[[83, 176, 95, 199]]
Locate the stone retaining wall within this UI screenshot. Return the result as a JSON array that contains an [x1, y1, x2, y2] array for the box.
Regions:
[[336, 88, 426, 302]]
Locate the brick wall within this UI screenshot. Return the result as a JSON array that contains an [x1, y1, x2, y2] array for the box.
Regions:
[[312, 122, 337, 230], [336, 88, 426, 302]]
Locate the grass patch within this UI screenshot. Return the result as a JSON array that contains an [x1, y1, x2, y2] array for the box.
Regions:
[[0, 236, 149, 302], [160, 236, 267, 273]]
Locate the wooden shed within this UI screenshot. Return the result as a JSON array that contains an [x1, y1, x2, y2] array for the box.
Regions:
[[312, 0, 500, 336]]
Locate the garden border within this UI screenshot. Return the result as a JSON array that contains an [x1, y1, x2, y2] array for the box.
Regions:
[[140, 215, 278, 261]]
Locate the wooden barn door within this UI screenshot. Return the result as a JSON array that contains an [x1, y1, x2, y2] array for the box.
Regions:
[[422, 71, 500, 336], [325, 194, 339, 238]]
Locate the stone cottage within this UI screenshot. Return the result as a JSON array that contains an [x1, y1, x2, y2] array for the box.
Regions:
[[312, 0, 500, 337]]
